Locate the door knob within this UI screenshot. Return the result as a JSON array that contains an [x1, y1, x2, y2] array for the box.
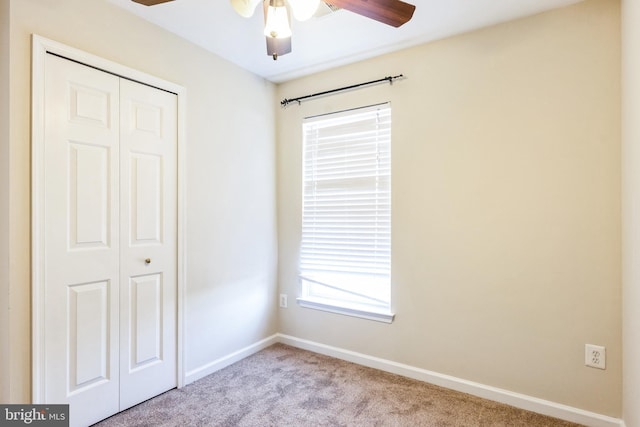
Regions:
[[145, 258, 151, 264]]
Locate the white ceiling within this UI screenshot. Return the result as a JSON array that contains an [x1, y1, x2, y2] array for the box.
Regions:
[[107, 0, 582, 83]]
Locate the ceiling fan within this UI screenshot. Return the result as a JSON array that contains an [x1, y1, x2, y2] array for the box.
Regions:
[[132, 0, 416, 60]]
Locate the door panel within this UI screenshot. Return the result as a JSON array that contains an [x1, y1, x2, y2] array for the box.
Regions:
[[130, 153, 163, 244], [69, 83, 111, 127], [68, 281, 110, 392], [44, 53, 120, 427], [119, 78, 177, 411], [68, 142, 111, 249], [129, 274, 163, 369]]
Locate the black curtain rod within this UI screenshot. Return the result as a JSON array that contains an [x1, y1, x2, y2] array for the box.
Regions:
[[280, 74, 404, 107]]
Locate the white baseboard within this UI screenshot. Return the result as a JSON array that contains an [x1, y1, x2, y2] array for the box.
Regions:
[[184, 334, 279, 384], [182, 333, 624, 427], [277, 334, 623, 427]]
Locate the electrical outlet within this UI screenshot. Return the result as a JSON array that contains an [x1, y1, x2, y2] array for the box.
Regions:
[[585, 344, 606, 369], [279, 294, 288, 308]]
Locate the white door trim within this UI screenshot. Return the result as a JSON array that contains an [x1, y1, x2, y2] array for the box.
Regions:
[[31, 34, 188, 403]]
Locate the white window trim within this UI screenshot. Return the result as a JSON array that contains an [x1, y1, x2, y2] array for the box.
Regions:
[[297, 296, 395, 323]]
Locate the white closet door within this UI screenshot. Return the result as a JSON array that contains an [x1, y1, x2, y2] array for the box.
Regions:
[[43, 53, 121, 426], [43, 53, 178, 426], [119, 79, 177, 410]]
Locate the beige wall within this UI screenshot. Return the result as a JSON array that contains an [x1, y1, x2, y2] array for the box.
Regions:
[[0, 0, 10, 404], [2, 0, 278, 402], [622, 0, 640, 425], [277, 0, 621, 417]]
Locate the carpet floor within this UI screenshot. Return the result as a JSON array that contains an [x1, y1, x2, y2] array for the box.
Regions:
[[94, 343, 582, 426]]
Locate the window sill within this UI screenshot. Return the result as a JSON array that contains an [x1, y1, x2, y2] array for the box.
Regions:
[[296, 297, 395, 323]]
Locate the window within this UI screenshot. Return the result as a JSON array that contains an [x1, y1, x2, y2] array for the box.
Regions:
[[298, 103, 393, 323]]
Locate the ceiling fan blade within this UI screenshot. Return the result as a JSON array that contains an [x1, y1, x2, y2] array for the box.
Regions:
[[325, 0, 415, 27], [131, 0, 174, 5]]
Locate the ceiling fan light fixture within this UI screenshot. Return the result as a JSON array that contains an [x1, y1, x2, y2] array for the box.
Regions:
[[230, 0, 262, 18], [264, 0, 292, 39], [287, 0, 321, 21]]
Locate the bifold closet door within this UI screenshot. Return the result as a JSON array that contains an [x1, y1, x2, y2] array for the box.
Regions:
[[43, 53, 177, 427]]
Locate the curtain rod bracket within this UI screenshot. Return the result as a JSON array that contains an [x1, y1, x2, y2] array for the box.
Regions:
[[281, 74, 405, 108]]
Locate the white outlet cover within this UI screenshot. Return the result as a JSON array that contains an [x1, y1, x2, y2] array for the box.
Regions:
[[279, 294, 288, 308], [585, 344, 606, 369]]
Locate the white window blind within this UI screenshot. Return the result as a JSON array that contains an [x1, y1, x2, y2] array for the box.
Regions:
[[300, 103, 392, 319]]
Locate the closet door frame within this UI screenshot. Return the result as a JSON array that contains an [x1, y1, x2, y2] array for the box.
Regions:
[[31, 34, 187, 403]]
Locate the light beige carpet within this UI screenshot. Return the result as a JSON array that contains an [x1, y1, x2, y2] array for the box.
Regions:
[[94, 343, 581, 426]]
